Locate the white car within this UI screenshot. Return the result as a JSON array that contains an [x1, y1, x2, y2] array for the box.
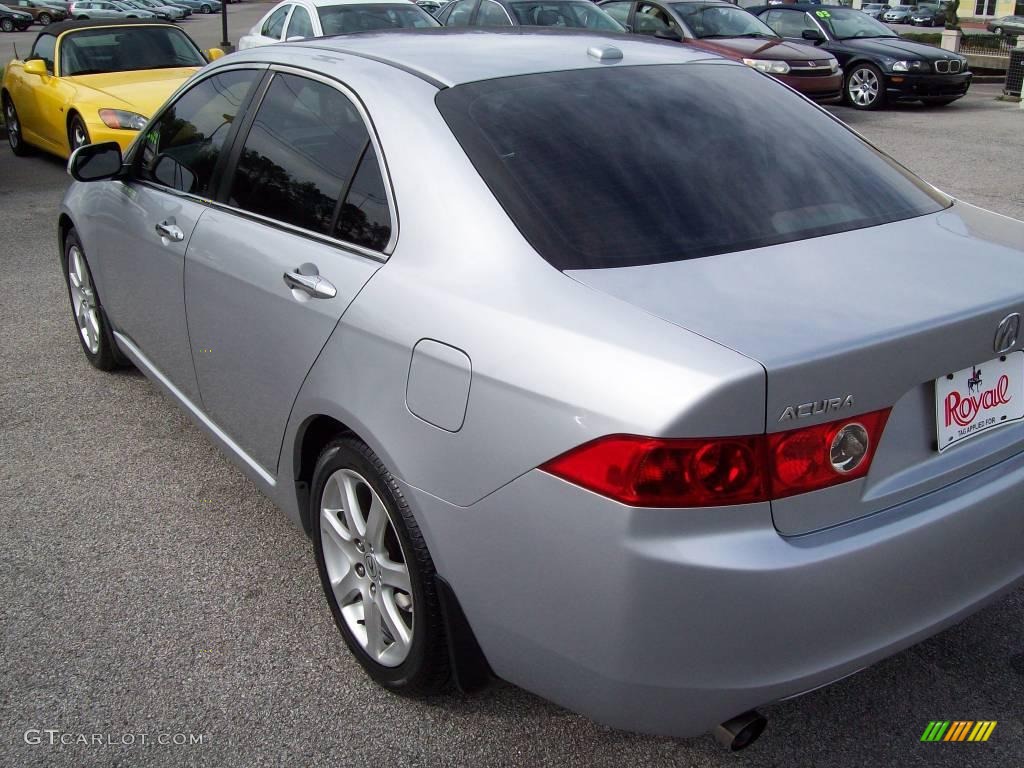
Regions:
[[238, 0, 439, 49]]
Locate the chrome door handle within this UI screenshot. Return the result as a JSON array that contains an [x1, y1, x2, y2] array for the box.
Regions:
[[155, 221, 185, 242], [284, 270, 337, 299]]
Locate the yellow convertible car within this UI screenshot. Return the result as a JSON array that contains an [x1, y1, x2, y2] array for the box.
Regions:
[[2, 19, 222, 159]]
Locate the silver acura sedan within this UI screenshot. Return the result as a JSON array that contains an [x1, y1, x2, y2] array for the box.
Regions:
[[60, 28, 1024, 750]]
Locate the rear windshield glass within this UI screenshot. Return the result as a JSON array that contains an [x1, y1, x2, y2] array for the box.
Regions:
[[436, 63, 947, 270], [318, 3, 440, 34], [508, 2, 623, 29]]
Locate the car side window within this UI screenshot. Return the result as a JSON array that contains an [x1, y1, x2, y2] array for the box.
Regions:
[[228, 73, 391, 250], [286, 4, 314, 37], [333, 146, 392, 251], [634, 2, 674, 34], [31, 34, 56, 73], [601, 1, 631, 25], [444, 0, 475, 26], [476, 0, 511, 25], [763, 9, 804, 37], [262, 5, 290, 38], [138, 70, 259, 196]]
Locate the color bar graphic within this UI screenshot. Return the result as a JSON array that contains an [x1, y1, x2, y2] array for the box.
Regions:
[[921, 721, 996, 742]]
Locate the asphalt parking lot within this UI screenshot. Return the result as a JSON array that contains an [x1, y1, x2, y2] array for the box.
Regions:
[[1, 52, 1023, 768]]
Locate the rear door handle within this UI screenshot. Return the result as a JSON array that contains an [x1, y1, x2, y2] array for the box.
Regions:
[[284, 270, 337, 299], [155, 220, 185, 242]]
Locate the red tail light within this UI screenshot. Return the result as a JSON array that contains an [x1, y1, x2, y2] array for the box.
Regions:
[[540, 409, 890, 508]]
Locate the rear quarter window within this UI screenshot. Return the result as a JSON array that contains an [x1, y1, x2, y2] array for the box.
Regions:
[[436, 63, 948, 270]]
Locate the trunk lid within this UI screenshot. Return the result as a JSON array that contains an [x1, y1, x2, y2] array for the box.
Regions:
[[567, 203, 1024, 534]]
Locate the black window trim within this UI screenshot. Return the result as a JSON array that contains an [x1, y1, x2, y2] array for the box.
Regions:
[[127, 63, 398, 262]]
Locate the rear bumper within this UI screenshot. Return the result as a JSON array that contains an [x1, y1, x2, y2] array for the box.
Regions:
[[885, 71, 972, 101], [407, 448, 1024, 737]]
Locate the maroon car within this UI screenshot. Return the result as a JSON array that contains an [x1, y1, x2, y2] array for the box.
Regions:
[[600, 0, 843, 102]]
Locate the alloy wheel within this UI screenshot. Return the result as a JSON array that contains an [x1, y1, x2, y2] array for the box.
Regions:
[[39, 12, 51, 23], [1, 18, 14, 31], [70, 118, 88, 150], [5, 100, 19, 150], [848, 67, 880, 108], [319, 468, 414, 667], [67, 245, 101, 355]]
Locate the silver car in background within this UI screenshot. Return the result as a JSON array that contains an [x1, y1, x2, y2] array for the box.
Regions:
[[59, 30, 1024, 750]]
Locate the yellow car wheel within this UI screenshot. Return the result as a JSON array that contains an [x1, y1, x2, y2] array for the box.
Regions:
[[68, 114, 91, 152], [3, 95, 32, 157]]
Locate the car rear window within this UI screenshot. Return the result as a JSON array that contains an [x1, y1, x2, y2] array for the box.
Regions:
[[435, 63, 948, 270]]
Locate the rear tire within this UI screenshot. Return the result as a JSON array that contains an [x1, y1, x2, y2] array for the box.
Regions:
[[4, 94, 32, 156], [62, 229, 123, 371], [311, 436, 450, 695], [201, 3, 211, 11]]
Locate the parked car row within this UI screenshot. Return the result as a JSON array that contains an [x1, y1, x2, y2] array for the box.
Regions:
[[872, 2, 947, 26], [3, 0, 973, 159], [2, 0, 69, 26], [66, 0, 227, 20]]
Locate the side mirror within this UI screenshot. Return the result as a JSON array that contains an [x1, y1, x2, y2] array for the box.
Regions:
[[68, 141, 124, 182], [802, 28, 825, 41], [206, 47, 225, 61], [654, 27, 683, 42], [24, 59, 48, 76]]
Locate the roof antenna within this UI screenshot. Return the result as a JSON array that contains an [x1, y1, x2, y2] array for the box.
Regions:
[[13, 42, 19, 60]]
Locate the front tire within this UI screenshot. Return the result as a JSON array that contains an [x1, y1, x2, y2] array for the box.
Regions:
[[62, 229, 122, 371], [4, 94, 32, 156], [845, 63, 885, 110], [1, 18, 14, 32], [38, 11, 51, 23], [68, 113, 90, 152], [993, 26, 1003, 35], [311, 436, 450, 694]]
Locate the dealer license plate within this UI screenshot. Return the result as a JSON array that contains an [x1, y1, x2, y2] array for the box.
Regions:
[[935, 351, 1024, 452]]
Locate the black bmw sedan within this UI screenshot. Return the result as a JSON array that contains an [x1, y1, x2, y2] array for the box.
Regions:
[[751, 4, 970, 109]]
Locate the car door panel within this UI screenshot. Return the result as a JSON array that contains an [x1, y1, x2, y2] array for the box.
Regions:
[[92, 67, 264, 402], [183, 69, 391, 473], [185, 214, 381, 471], [93, 184, 208, 401]]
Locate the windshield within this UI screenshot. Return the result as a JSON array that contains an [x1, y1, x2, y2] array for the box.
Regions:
[[436, 64, 946, 270], [672, 3, 777, 38], [508, 1, 623, 29], [318, 3, 440, 33], [818, 8, 896, 38], [59, 26, 205, 75]]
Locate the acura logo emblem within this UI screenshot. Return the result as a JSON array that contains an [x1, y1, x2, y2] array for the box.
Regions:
[[994, 313, 1021, 355]]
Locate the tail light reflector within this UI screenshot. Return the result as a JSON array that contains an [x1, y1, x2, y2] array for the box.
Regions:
[[540, 409, 890, 507]]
